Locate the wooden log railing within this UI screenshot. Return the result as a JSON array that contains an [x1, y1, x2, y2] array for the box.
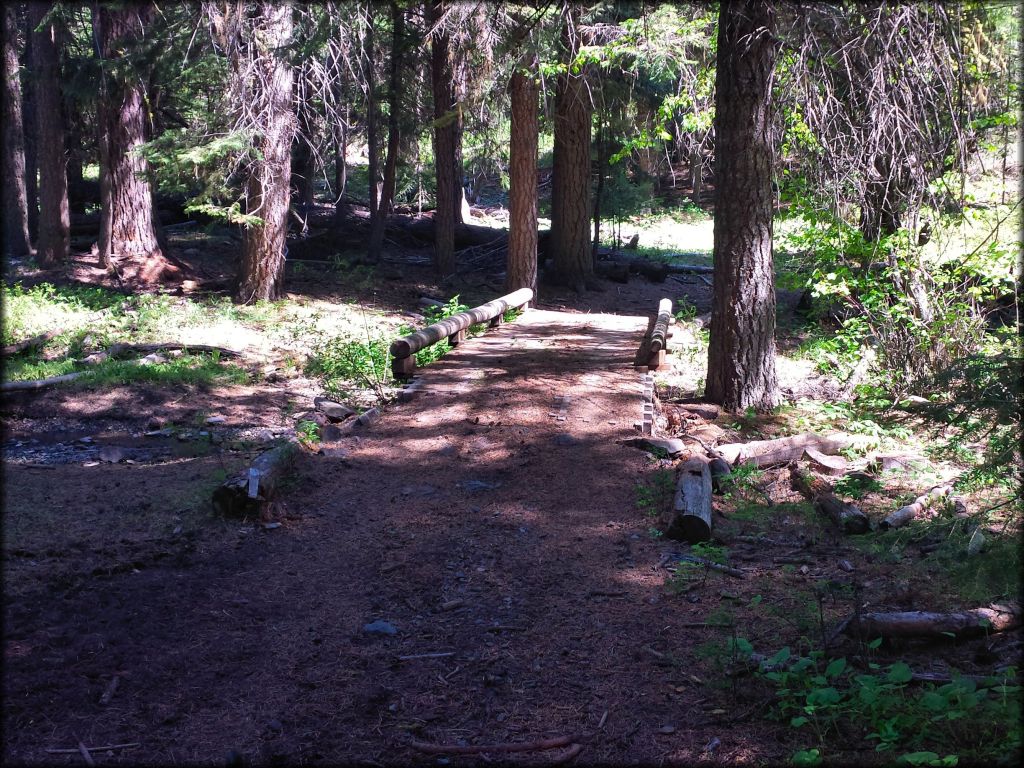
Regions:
[[646, 298, 673, 369], [390, 287, 533, 379]]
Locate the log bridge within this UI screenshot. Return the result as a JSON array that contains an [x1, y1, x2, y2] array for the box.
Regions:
[[389, 288, 534, 379]]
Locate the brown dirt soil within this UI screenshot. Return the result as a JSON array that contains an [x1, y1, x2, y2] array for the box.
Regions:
[[3, 242, 1017, 766]]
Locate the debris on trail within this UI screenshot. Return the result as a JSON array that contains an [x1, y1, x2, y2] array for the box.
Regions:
[[212, 439, 300, 517], [664, 457, 713, 543], [880, 485, 953, 530], [840, 604, 1021, 640], [717, 432, 866, 467], [790, 465, 871, 534]]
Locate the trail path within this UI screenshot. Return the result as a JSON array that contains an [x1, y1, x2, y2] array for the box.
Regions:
[[3, 308, 773, 765]]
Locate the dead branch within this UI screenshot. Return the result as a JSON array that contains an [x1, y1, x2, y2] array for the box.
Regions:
[[409, 734, 579, 755], [717, 432, 866, 467], [843, 604, 1021, 640], [1, 372, 87, 392], [2, 330, 60, 356], [880, 485, 953, 530]]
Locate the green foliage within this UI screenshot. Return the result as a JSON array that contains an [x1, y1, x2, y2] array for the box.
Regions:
[[307, 335, 391, 400], [296, 419, 321, 446], [760, 646, 1020, 766], [635, 469, 675, 517]]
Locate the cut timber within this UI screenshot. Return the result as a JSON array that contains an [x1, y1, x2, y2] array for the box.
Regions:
[[718, 432, 864, 468], [212, 440, 299, 517], [843, 604, 1020, 640], [665, 457, 713, 543], [803, 447, 848, 476], [621, 437, 686, 457], [880, 486, 953, 530], [791, 466, 870, 534]]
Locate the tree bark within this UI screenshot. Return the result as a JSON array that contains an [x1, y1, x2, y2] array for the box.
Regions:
[[368, 0, 405, 263], [2, 5, 32, 256], [94, 2, 172, 282], [361, 2, 379, 243], [28, 1, 69, 267], [705, 0, 779, 413], [505, 64, 538, 296], [428, 0, 458, 276], [236, 1, 296, 303], [548, 4, 592, 292], [20, 9, 37, 241]]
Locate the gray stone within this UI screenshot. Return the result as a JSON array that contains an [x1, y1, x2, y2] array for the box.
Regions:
[[363, 620, 398, 635], [321, 424, 345, 442], [459, 479, 501, 493], [314, 397, 357, 422], [98, 445, 125, 463]]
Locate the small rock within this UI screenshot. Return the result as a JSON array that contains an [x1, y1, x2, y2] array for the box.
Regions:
[[147, 416, 167, 430], [314, 397, 357, 422], [459, 479, 501, 493], [77, 436, 95, 445], [355, 407, 381, 427], [256, 429, 275, 443], [320, 424, 345, 442], [967, 529, 985, 556], [98, 445, 125, 463], [320, 446, 349, 459], [838, 559, 854, 572], [206, 416, 226, 424], [363, 620, 398, 636], [145, 428, 174, 437], [262, 522, 282, 530], [658, 725, 676, 735], [401, 484, 438, 497]]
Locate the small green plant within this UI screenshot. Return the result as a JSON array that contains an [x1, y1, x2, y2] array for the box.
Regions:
[[833, 473, 883, 499], [674, 297, 697, 322], [296, 419, 321, 446], [635, 469, 675, 518]]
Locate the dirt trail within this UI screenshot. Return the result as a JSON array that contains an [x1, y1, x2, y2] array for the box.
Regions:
[[3, 308, 782, 765]]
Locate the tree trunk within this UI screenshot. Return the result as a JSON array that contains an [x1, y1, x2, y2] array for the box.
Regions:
[[505, 64, 538, 296], [368, 0, 405, 263], [20, 10, 37, 242], [428, 0, 457, 276], [28, 2, 69, 267], [705, 0, 779, 413], [2, 5, 32, 256], [548, 4, 592, 292], [94, 3, 172, 282], [334, 104, 348, 215], [236, 1, 295, 303], [362, 3, 379, 245]]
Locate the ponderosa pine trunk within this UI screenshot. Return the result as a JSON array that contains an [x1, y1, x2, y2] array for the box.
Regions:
[[21, 9, 37, 242], [28, 2, 69, 267], [2, 5, 32, 256], [548, 4, 592, 292], [368, 0, 405, 263], [427, 0, 457, 276], [362, 4, 379, 242], [237, 1, 295, 303], [705, 0, 780, 413], [94, 2, 172, 282], [505, 65, 538, 297]]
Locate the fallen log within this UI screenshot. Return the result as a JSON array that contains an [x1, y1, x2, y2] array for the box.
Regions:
[[1, 372, 87, 392], [665, 457, 713, 542], [880, 485, 953, 530], [676, 554, 746, 578], [105, 342, 243, 359], [3, 329, 60, 356], [842, 604, 1020, 640], [212, 439, 300, 517], [790, 466, 871, 534], [718, 432, 865, 467]]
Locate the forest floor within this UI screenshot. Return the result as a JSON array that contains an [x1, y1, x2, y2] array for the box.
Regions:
[[2, 226, 1020, 766]]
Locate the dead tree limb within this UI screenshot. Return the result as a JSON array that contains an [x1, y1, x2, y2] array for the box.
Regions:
[[718, 432, 865, 467], [665, 457, 713, 542], [2, 330, 60, 356], [791, 466, 871, 534], [880, 485, 953, 530], [842, 604, 1021, 640], [1, 372, 87, 392], [409, 734, 579, 755]]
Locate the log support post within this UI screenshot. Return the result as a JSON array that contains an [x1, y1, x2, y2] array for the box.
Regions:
[[489, 314, 504, 329], [448, 328, 467, 346], [392, 355, 416, 380], [647, 348, 666, 369]]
